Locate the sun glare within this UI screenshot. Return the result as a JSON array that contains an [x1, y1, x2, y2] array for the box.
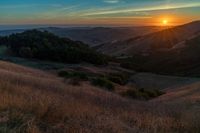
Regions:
[[162, 19, 168, 25]]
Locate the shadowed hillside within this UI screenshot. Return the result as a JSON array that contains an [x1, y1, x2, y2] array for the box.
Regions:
[[120, 33, 200, 77]]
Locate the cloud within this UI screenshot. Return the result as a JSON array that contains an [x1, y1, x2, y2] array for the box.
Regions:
[[104, 0, 120, 4], [82, 2, 200, 16], [36, 5, 80, 19]]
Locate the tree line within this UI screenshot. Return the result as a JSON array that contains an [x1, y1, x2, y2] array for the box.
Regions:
[[0, 30, 108, 65]]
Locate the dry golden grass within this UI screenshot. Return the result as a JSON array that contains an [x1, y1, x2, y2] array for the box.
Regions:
[[0, 61, 199, 133]]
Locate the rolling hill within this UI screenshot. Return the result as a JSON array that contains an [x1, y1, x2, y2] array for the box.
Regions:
[[40, 26, 164, 47], [0, 30, 108, 65], [0, 21, 200, 133], [0, 60, 199, 132], [97, 21, 200, 56], [119, 33, 200, 77], [0, 26, 164, 47]]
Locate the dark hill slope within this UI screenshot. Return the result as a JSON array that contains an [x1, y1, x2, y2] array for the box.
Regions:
[[121, 34, 200, 77]]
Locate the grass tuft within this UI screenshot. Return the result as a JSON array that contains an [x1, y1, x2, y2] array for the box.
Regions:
[[91, 77, 114, 91], [58, 71, 89, 81]]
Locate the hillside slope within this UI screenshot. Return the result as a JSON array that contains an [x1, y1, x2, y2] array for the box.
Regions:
[[0, 60, 200, 132], [119, 33, 200, 77], [41, 26, 164, 47], [0, 30, 107, 65], [98, 21, 200, 56]]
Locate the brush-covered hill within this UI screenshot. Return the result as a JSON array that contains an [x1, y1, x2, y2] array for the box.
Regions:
[[0, 30, 107, 65], [0, 60, 200, 133], [97, 21, 200, 56]]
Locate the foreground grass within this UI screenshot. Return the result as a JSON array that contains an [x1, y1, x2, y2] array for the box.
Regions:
[[0, 61, 199, 133]]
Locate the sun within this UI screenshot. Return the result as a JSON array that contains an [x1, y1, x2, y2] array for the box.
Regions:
[[162, 19, 168, 25]]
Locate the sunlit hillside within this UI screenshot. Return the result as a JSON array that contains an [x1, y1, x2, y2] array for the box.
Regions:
[[0, 60, 199, 133]]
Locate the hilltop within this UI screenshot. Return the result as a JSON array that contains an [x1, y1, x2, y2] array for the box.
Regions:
[[0, 30, 107, 65]]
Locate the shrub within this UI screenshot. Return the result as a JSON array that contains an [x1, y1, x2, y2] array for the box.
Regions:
[[142, 88, 165, 98], [72, 72, 89, 81], [122, 88, 164, 100], [58, 71, 88, 81], [107, 73, 129, 85], [121, 89, 138, 98], [91, 77, 114, 91]]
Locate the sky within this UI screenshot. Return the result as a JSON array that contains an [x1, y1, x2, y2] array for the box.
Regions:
[[0, 0, 200, 26]]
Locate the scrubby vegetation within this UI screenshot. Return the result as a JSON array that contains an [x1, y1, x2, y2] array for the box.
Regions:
[[57, 70, 164, 100], [58, 71, 89, 81], [121, 88, 165, 100], [91, 77, 114, 91], [58, 70, 131, 91], [0, 30, 108, 65], [106, 72, 130, 85], [58, 70, 117, 90], [58, 71, 89, 86]]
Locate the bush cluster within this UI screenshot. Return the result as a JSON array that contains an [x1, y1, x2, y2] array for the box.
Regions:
[[106, 72, 129, 85], [91, 77, 114, 91], [58, 71, 89, 81], [122, 88, 165, 100]]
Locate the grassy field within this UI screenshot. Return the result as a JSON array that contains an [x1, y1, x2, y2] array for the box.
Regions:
[[0, 61, 199, 133]]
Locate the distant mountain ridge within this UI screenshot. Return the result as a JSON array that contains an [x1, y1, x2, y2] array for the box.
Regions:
[[0, 26, 164, 47], [43, 26, 164, 46]]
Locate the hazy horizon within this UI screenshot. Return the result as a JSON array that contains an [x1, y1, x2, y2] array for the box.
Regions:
[[1, 20, 200, 31]]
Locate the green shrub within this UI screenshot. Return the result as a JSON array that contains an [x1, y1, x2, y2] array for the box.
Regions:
[[72, 72, 89, 80], [107, 73, 129, 85], [121, 89, 138, 98], [91, 77, 114, 91], [122, 88, 164, 100], [142, 89, 165, 99], [58, 71, 88, 81]]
